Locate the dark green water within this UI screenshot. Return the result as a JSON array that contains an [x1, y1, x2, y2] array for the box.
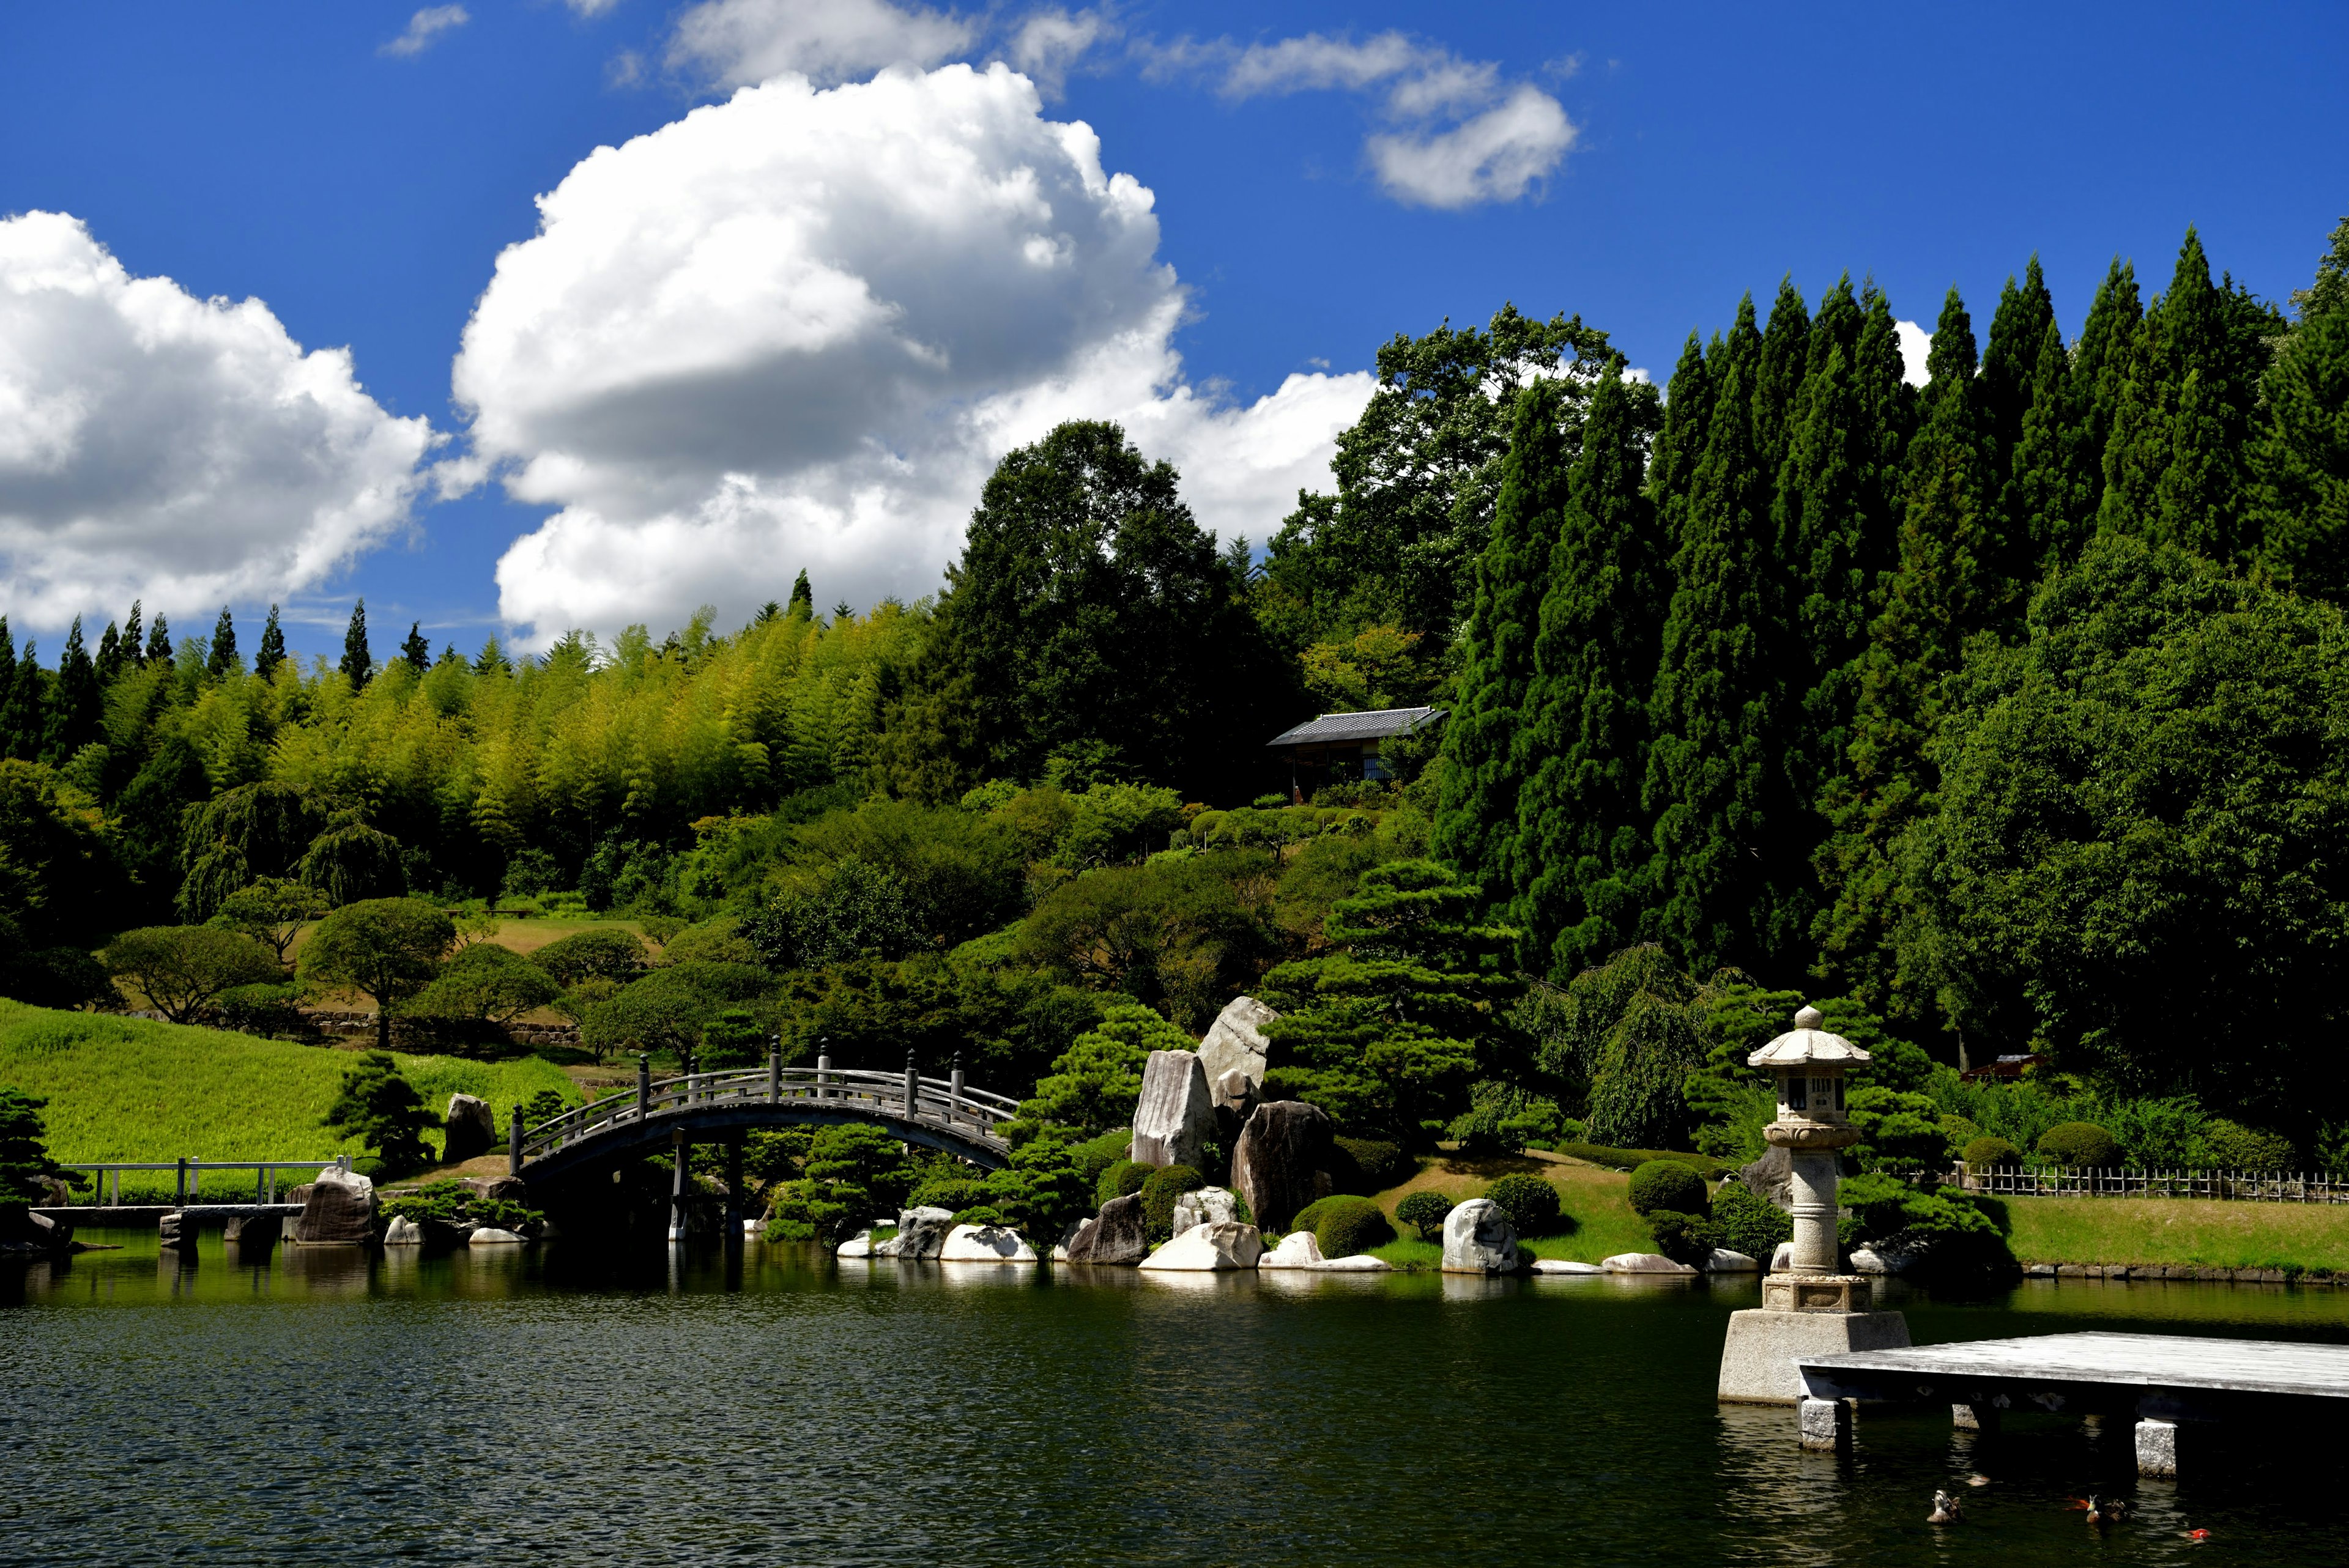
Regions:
[[9, 1233, 2349, 1567]]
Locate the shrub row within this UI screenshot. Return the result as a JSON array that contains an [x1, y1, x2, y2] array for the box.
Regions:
[[1556, 1144, 1729, 1179]]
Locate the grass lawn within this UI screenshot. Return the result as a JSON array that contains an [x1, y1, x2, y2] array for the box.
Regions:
[[0, 1000, 580, 1197], [1362, 1150, 1657, 1267], [1998, 1193, 2349, 1274]]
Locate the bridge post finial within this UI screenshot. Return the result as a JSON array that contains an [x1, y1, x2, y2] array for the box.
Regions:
[[637, 1054, 651, 1123], [768, 1036, 782, 1106], [508, 1104, 524, 1175], [904, 1049, 919, 1121], [949, 1052, 966, 1131]]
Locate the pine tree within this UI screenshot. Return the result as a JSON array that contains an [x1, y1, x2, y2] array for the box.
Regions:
[[1814, 286, 1994, 1019], [41, 618, 102, 766], [2287, 215, 2349, 323], [2071, 258, 2142, 522], [1510, 361, 1665, 975], [1752, 276, 1812, 476], [2006, 320, 2096, 571], [121, 601, 144, 668], [400, 621, 430, 673], [2255, 279, 2349, 598], [254, 605, 286, 681], [1850, 281, 1920, 564], [1, 640, 39, 761], [1978, 256, 2058, 601], [1774, 333, 1872, 816], [1644, 349, 1804, 975], [340, 601, 374, 690], [473, 635, 511, 677], [207, 607, 238, 678], [144, 613, 172, 667], [1647, 333, 1715, 564], [788, 570, 815, 619], [1433, 378, 1575, 898], [0, 623, 15, 748], [94, 621, 124, 686]]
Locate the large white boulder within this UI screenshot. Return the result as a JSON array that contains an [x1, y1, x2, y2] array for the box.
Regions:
[[1601, 1252, 1699, 1275], [1260, 1230, 1326, 1270], [383, 1215, 423, 1246], [836, 1230, 875, 1257], [939, 1223, 1036, 1263], [1441, 1197, 1520, 1274], [469, 1227, 526, 1245], [1173, 1186, 1240, 1233], [1138, 1221, 1263, 1271], [1313, 1253, 1390, 1272], [1704, 1249, 1761, 1273], [1131, 1050, 1217, 1169], [1530, 1258, 1603, 1275], [874, 1206, 954, 1259], [1197, 996, 1277, 1096]]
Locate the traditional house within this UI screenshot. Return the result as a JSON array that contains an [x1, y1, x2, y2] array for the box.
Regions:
[[1263, 706, 1445, 796]]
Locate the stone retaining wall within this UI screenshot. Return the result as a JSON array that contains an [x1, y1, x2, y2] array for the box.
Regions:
[[2021, 1260, 2337, 1285]]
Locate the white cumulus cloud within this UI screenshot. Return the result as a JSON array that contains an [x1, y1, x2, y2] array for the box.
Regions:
[[1008, 8, 1113, 97], [451, 64, 1371, 646], [0, 212, 435, 635], [381, 5, 470, 59], [1895, 319, 1931, 386], [666, 0, 971, 88]]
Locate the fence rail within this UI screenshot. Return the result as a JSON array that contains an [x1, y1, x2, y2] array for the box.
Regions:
[[59, 1155, 352, 1207], [518, 1063, 1017, 1164], [1950, 1164, 2349, 1204]]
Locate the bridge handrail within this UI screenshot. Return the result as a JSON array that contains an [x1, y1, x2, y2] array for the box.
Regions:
[[517, 1065, 1020, 1163]]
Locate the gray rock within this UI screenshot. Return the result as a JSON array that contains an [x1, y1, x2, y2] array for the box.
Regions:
[[874, 1205, 954, 1259], [223, 1212, 281, 1249], [1601, 1252, 1699, 1275], [1260, 1230, 1325, 1269], [1740, 1144, 1795, 1210], [384, 1215, 424, 1246], [1196, 996, 1277, 1093], [1138, 1220, 1263, 1271], [2, 1207, 73, 1255], [155, 1210, 194, 1249], [938, 1223, 1036, 1263], [1704, 1248, 1761, 1273], [1064, 1193, 1149, 1265], [292, 1166, 377, 1244], [1211, 1068, 1260, 1147], [1531, 1258, 1604, 1275], [1770, 1241, 1795, 1273], [1230, 1100, 1334, 1232], [443, 1094, 497, 1164], [836, 1230, 875, 1258], [1312, 1253, 1390, 1272], [1130, 1050, 1216, 1169], [468, 1227, 525, 1245], [1441, 1197, 1520, 1274], [1172, 1185, 1239, 1233]]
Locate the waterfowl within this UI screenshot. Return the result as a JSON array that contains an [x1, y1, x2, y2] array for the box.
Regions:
[[1928, 1490, 1963, 1525]]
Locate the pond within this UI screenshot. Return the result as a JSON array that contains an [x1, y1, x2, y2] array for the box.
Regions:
[[7, 1231, 2349, 1566]]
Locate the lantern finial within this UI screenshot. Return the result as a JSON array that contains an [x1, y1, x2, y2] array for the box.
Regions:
[[1794, 1003, 1823, 1029]]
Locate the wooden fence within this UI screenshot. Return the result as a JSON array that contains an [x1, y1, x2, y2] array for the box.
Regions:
[[1950, 1164, 2349, 1204]]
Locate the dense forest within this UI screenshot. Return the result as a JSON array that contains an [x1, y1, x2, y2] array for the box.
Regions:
[[2, 219, 2345, 1176]]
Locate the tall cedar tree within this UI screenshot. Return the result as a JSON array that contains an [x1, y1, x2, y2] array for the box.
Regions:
[[400, 621, 430, 673], [2071, 259, 2142, 520], [1648, 333, 1715, 566], [1978, 256, 2058, 611], [94, 622, 124, 686], [254, 605, 286, 681], [887, 420, 1293, 802], [206, 607, 237, 678], [1510, 361, 1666, 975], [41, 619, 102, 766], [2255, 220, 2349, 598], [1258, 306, 1610, 653], [2006, 320, 2096, 572], [121, 601, 144, 668], [2098, 227, 2282, 563], [1814, 287, 1994, 1021], [1751, 278, 1811, 480], [0, 624, 13, 758], [787, 569, 815, 619], [340, 601, 373, 690], [2, 638, 39, 760], [1434, 378, 1577, 898], [143, 613, 171, 667], [1644, 319, 1808, 977]]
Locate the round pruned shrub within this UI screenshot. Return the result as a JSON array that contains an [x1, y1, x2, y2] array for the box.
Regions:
[[1483, 1172, 1563, 1237], [951, 1205, 1008, 1228], [1627, 1158, 1708, 1216], [1646, 1208, 1721, 1266], [1961, 1135, 2021, 1169], [1312, 1196, 1395, 1259], [1395, 1189, 1454, 1241], [2036, 1122, 2121, 1169], [1140, 1164, 1204, 1241], [1096, 1159, 1151, 1207], [2200, 1120, 2295, 1172], [1332, 1136, 1412, 1192], [1709, 1184, 1791, 1262], [909, 1177, 995, 1215]]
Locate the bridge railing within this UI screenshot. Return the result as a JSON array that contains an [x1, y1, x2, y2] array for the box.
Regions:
[[518, 1065, 1020, 1164]]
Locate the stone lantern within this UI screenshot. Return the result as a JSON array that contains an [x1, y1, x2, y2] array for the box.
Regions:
[[1715, 1003, 1910, 1410]]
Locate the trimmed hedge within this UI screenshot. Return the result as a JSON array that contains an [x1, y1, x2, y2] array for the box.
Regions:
[[1646, 1208, 1721, 1265], [1961, 1135, 2021, 1168], [1140, 1164, 1204, 1241], [1096, 1159, 1151, 1207], [908, 1177, 995, 1214], [1627, 1159, 1709, 1216], [1395, 1189, 1454, 1240], [1557, 1143, 1729, 1178], [2036, 1122, 2120, 1169], [1070, 1128, 1134, 1185], [1332, 1136, 1413, 1192], [1304, 1195, 1393, 1259], [1710, 1183, 1791, 1261], [1483, 1172, 1563, 1235]]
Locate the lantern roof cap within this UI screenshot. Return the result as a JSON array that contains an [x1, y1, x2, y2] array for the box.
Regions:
[[1747, 1004, 1871, 1068]]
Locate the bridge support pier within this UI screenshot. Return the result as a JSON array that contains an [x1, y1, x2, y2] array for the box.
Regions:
[[724, 1134, 744, 1246], [668, 1128, 688, 1243]]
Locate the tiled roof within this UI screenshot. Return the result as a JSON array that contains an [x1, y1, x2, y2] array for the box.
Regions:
[[1264, 706, 1445, 748]]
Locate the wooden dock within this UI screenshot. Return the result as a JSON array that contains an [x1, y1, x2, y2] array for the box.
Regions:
[[1794, 1331, 2349, 1474]]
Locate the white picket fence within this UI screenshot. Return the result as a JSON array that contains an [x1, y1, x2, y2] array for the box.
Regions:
[[1950, 1164, 2349, 1204]]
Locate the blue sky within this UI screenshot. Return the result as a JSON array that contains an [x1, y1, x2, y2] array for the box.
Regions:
[[0, 1, 2342, 663]]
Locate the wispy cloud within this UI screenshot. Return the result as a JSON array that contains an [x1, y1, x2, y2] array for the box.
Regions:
[[1008, 8, 1115, 97], [380, 5, 470, 59]]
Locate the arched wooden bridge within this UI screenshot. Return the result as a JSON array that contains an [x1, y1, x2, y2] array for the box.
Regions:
[[509, 1057, 1018, 1196]]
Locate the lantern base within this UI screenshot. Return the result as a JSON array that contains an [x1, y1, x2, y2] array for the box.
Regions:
[[1716, 1304, 1912, 1405], [1762, 1272, 1872, 1313]]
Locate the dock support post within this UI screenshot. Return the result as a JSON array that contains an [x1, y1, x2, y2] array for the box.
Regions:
[[1952, 1402, 1999, 1432], [508, 1106, 524, 1175], [176, 1156, 187, 1206], [2136, 1418, 2178, 1477], [1798, 1397, 1849, 1451], [669, 1128, 688, 1242], [637, 1054, 652, 1122], [724, 1135, 744, 1244]]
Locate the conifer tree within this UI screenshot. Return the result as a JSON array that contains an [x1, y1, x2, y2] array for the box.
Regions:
[[2288, 215, 2349, 324], [1978, 256, 2058, 597], [1814, 287, 1994, 1019], [254, 605, 286, 681], [144, 613, 172, 667], [1850, 283, 1920, 557], [207, 607, 238, 678], [94, 621, 124, 686], [2, 639, 39, 761], [340, 601, 373, 690], [2071, 258, 2142, 522], [788, 569, 815, 619], [2255, 226, 2349, 599], [121, 601, 144, 667], [0, 624, 14, 749], [473, 635, 511, 677], [400, 621, 430, 673], [2006, 321, 2096, 571], [1433, 379, 1575, 897], [1644, 350, 1803, 975], [1752, 277, 1811, 476], [1647, 333, 1715, 564], [1774, 334, 1872, 813], [41, 618, 102, 766], [1510, 361, 1665, 975]]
